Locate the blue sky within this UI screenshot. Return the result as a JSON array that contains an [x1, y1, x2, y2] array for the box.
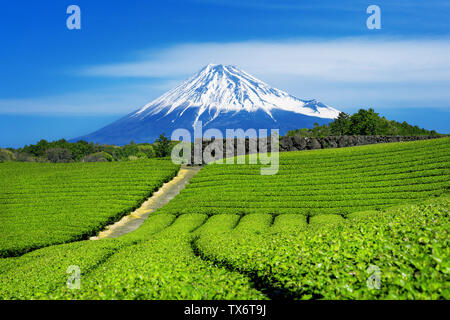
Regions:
[[1, 0, 449, 147]]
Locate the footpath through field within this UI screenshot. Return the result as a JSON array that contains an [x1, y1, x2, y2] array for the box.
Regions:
[[90, 166, 202, 239]]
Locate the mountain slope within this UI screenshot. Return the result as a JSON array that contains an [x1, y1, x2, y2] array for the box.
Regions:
[[74, 64, 340, 145]]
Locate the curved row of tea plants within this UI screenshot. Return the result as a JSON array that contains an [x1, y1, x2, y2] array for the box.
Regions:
[[0, 214, 265, 300], [156, 138, 450, 217], [195, 195, 450, 299], [0, 213, 175, 299], [0, 159, 180, 257], [1, 196, 447, 299]]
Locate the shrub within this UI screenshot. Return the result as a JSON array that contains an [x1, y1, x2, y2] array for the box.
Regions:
[[136, 152, 148, 159], [0, 149, 15, 162], [83, 151, 113, 162], [138, 145, 155, 158], [46, 148, 73, 163]]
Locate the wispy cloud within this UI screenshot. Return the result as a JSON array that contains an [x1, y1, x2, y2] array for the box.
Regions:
[[0, 83, 168, 115], [78, 38, 450, 111], [3, 38, 450, 115], [81, 38, 450, 84]]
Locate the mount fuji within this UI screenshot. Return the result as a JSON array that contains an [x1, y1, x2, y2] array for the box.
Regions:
[[74, 64, 341, 145]]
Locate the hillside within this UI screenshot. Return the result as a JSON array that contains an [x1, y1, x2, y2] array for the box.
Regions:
[[0, 138, 448, 299], [157, 138, 450, 216], [0, 159, 179, 257]]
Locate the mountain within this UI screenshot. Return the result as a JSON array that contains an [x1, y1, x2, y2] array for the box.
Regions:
[[73, 64, 341, 145]]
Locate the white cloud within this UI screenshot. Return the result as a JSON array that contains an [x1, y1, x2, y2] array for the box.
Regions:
[[0, 83, 166, 115], [3, 38, 450, 115], [82, 38, 450, 84]]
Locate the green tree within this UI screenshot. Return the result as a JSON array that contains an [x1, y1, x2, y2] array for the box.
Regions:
[[329, 112, 350, 135], [348, 108, 381, 135], [154, 133, 171, 158], [22, 139, 50, 157], [310, 123, 330, 138]]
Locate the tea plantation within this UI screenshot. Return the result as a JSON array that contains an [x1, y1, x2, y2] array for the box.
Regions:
[[0, 138, 448, 299], [157, 138, 449, 216], [0, 159, 180, 257]]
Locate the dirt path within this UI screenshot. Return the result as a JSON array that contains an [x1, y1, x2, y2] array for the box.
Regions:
[[90, 166, 202, 240]]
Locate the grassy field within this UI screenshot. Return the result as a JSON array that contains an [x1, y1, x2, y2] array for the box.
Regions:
[[0, 159, 179, 257], [0, 138, 448, 299]]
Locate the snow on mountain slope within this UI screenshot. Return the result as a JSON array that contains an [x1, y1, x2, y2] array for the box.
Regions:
[[133, 64, 340, 125], [73, 64, 341, 145]]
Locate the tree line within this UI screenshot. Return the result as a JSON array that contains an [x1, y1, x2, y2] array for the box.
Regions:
[[1, 109, 442, 163], [0, 134, 173, 163], [287, 108, 440, 138]]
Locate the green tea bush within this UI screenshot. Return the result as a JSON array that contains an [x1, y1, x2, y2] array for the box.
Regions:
[[42, 214, 264, 300], [0, 159, 179, 257], [156, 138, 449, 217], [195, 196, 450, 299]]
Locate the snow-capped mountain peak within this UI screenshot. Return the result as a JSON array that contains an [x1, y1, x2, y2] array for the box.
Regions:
[[74, 64, 341, 145], [133, 64, 340, 125]]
